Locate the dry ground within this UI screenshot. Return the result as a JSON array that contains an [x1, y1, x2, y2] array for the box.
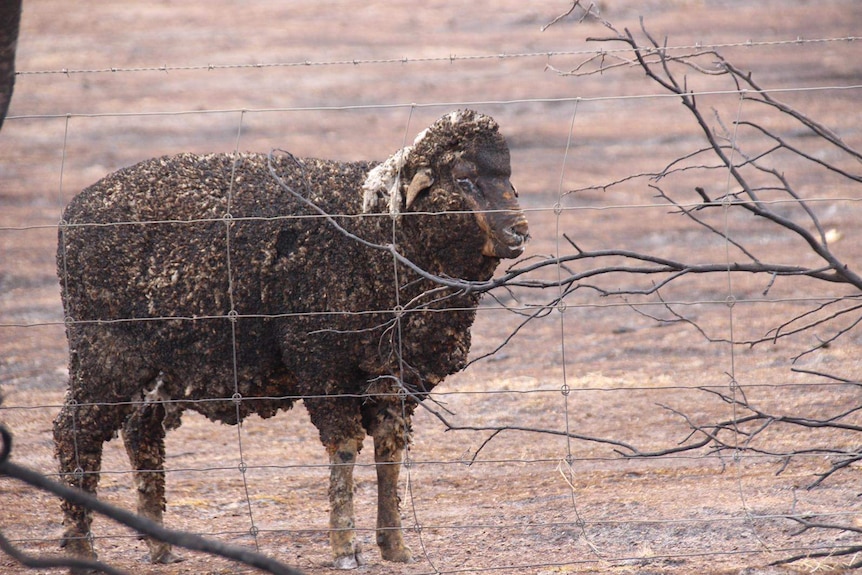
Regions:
[[1, 1, 862, 574]]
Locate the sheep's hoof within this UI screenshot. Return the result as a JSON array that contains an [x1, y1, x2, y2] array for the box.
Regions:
[[60, 530, 96, 556], [145, 538, 185, 564], [152, 547, 185, 564], [61, 529, 98, 573], [333, 551, 366, 570], [381, 544, 414, 563]]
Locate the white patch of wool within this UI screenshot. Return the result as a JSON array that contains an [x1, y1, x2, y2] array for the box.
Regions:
[[143, 374, 168, 403], [361, 110, 470, 215], [445, 110, 463, 125], [361, 146, 412, 215], [412, 127, 430, 147]]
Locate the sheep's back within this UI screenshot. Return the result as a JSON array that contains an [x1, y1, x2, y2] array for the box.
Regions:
[[57, 152, 382, 416], [59, 152, 376, 320]]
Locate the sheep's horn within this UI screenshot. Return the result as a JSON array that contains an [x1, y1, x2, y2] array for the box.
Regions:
[[405, 168, 434, 210]]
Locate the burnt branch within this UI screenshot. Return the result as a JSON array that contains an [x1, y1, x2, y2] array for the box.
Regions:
[[483, 9, 862, 565], [771, 517, 862, 568], [422, 402, 645, 461], [0, 425, 304, 575], [610, 385, 862, 484], [516, 5, 862, 363], [540, 0, 593, 32], [0, 528, 128, 575]]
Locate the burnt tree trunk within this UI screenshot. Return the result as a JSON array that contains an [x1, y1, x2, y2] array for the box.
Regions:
[[0, 0, 22, 132]]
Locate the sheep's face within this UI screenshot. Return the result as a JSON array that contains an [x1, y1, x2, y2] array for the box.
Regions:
[[446, 144, 529, 260]]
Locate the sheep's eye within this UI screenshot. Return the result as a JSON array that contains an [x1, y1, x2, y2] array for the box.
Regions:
[[457, 178, 480, 196], [451, 159, 477, 180]]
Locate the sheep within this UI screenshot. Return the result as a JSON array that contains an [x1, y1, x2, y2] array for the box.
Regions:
[[53, 109, 529, 570]]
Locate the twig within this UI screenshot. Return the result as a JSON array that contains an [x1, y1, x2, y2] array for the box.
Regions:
[[540, 0, 584, 32]]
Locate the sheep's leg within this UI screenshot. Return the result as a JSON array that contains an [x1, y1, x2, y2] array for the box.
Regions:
[[373, 416, 413, 563], [53, 399, 119, 563], [121, 401, 184, 565], [327, 435, 365, 569], [374, 431, 413, 563]]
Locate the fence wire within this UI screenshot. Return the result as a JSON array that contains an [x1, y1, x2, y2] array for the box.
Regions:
[[11, 34, 861, 77]]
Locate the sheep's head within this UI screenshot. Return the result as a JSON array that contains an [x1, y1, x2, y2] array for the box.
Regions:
[[362, 110, 529, 260]]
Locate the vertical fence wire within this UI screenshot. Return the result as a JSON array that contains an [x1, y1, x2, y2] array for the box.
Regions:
[[554, 96, 599, 557], [390, 105, 443, 573], [53, 111, 94, 553], [722, 91, 774, 555], [225, 108, 263, 550]]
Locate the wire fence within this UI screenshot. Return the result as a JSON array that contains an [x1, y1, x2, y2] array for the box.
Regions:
[[1, 2, 862, 573]]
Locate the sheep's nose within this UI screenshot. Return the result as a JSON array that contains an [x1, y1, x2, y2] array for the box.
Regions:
[[505, 220, 530, 247], [493, 222, 529, 259]]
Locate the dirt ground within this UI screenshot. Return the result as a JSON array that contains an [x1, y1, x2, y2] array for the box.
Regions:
[[1, 1, 862, 574]]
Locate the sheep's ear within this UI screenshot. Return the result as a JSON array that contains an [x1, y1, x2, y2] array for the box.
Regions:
[[405, 168, 434, 209]]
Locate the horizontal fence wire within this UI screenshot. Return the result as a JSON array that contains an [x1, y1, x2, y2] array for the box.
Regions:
[[11, 34, 861, 76], [7, 82, 862, 122]]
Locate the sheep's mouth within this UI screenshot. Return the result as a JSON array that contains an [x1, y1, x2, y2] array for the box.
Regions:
[[463, 176, 529, 260], [482, 221, 530, 259]]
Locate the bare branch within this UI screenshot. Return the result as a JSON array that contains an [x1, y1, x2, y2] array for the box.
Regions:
[[722, 60, 862, 163], [771, 517, 862, 567], [418, 400, 644, 458], [0, 426, 304, 575], [531, 12, 862, 567], [540, 0, 588, 32]]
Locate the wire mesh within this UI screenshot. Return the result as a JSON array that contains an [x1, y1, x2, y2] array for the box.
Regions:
[[1, 2, 861, 573]]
